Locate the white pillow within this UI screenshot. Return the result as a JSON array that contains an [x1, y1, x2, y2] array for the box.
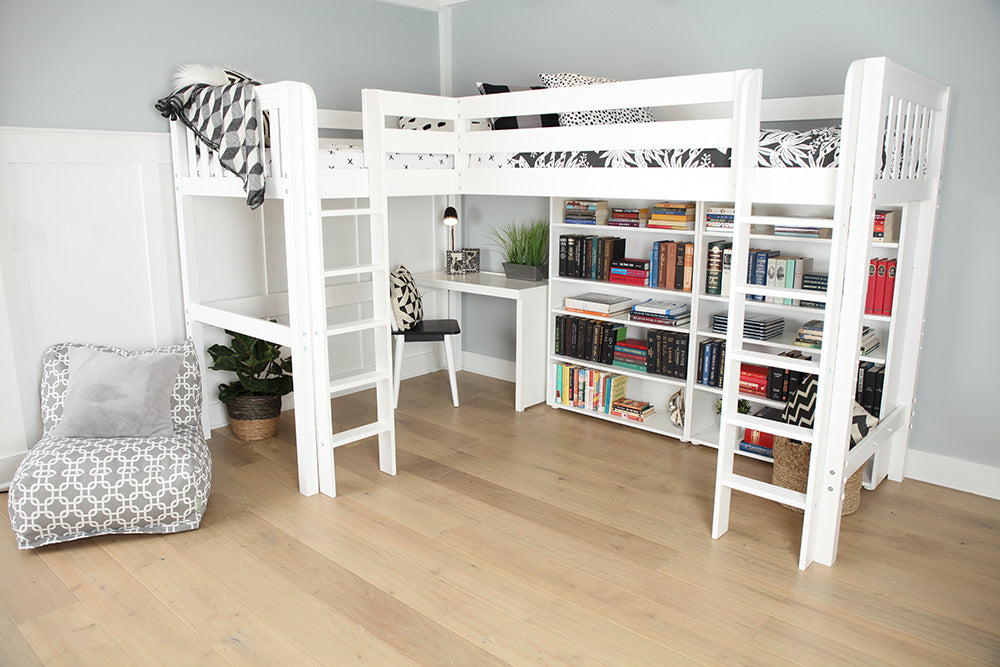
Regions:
[[51, 347, 182, 438], [538, 72, 656, 126]]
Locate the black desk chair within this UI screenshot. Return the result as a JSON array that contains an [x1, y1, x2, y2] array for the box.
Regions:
[[389, 266, 460, 408]]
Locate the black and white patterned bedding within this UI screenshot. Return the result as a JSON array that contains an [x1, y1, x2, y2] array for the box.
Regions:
[[469, 126, 842, 169]]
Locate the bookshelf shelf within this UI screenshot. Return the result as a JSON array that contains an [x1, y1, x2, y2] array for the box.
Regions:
[[553, 308, 691, 333]]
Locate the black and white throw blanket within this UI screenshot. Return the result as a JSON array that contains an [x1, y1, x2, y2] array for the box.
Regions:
[[156, 82, 265, 209]]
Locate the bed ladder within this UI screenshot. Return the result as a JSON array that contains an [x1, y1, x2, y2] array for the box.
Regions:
[[710, 64, 869, 569], [279, 83, 396, 498]]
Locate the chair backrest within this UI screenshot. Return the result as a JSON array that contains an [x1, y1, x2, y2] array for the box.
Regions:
[[39, 339, 203, 437]]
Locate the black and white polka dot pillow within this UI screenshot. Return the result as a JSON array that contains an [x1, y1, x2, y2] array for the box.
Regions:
[[397, 117, 486, 131], [538, 72, 656, 126]]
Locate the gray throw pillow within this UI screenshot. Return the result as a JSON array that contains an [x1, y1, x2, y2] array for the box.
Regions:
[[50, 347, 183, 438]]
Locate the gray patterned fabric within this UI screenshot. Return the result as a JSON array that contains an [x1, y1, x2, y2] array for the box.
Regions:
[[9, 340, 211, 549]]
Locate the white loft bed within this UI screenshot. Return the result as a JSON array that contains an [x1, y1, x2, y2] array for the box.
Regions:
[[167, 58, 948, 568]]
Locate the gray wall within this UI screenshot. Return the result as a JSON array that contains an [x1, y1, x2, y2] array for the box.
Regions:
[[0, 0, 440, 131], [451, 0, 1000, 467]]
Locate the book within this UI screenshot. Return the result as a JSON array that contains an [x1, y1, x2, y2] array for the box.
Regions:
[[682, 242, 694, 293], [564, 292, 642, 316], [881, 259, 897, 316], [873, 258, 888, 315], [721, 247, 733, 297], [873, 209, 898, 242], [800, 272, 827, 308], [739, 441, 774, 459], [632, 299, 690, 316]]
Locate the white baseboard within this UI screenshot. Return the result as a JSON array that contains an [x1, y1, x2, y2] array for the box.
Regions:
[[461, 351, 515, 382], [904, 449, 1000, 500], [0, 451, 27, 490]]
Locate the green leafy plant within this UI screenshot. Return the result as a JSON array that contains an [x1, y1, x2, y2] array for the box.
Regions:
[[716, 398, 752, 415], [207, 330, 293, 404], [488, 218, 549, 267]]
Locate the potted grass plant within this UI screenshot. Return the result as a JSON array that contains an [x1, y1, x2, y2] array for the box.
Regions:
[[489, 217, 549, 281], [207, 330, 293, 441]]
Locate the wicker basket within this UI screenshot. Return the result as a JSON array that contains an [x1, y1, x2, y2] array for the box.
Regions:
[[226, 395, 282, 441], [772, 436, 862, 515]]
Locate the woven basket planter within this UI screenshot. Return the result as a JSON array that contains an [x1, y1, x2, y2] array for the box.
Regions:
[[772, 436, 862, 515], [226, 394, 282, 441]]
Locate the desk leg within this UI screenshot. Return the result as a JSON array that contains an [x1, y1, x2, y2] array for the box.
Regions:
[[515, 288, 548, 411], [448, 289, 463, 372]]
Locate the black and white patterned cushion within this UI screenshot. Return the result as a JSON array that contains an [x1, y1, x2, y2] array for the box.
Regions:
[[390, 265, 423, 331], [538, 73, 656, 126], [782, 374, 818, 429], [850, 402, 879, 449], [8, 339, 210, 549], [476, 82, 560, 130], [397, 116, 486, 132]]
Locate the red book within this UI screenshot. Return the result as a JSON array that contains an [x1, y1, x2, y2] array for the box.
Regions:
[[865, 258, 878, 314], [616, 338, 649, 351], [743, 427, 775, 449], [881, 259, 897, 316], [872, 258, 888, 315], [610, 268, 649, 277]]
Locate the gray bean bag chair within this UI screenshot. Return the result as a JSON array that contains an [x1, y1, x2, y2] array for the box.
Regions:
[[8, 340, 211, 549]]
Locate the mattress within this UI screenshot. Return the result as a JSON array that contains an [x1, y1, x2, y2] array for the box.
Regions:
[[468, 127, 842, 169], [320, 142, 453, 170], [313, 127, 840, 172]]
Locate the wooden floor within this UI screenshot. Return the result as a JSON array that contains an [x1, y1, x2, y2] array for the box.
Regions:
[[2, 371, 998, 665]]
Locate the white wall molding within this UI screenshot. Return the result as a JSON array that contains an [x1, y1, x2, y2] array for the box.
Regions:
[[461, 350, 515, 383], [904, 449, 1000, 500]]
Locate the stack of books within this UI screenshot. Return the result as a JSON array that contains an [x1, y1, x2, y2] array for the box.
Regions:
[[773, 224, 832, 239], [800, 273, 828, 308], [612, 338, 648, 371], [739, 406, 784, 458], [607, 207, 649, 227], [705, 205, 735, 230], [794, 320, 824, 349], [767, 351, 812, 401], [650, 240, 695, 292], [555, 363, 628, 413], [859, 326, 880, 356], [563, 292, 642, 317], [739, 364, 770, 397], [856, 361, 885, 417], [610, 398, 655, 422], [711, 313, 785, 340], [609, 258, 650, 286], [648, 201, 696, 230], [865, 258, 897, 315], [629, 299, 690, 327], [697, 338, 726, 387], [872, 209, 898, 242], [564, 200, 609, 225], [646, 331, 689, 378]]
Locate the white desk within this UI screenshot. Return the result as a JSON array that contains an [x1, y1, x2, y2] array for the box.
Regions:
[[413, 271, 548, 412]]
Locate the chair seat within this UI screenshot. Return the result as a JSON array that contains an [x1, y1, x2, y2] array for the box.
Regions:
[[395, 318, 461, 342]]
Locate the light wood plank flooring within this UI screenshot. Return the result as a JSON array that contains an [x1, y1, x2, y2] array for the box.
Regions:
[[2, 370, 998, 664]]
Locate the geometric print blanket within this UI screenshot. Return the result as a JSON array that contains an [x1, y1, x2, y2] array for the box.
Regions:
[[156, 81, 265, 209]]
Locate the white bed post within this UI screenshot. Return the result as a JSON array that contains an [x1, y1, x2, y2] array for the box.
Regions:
[[169, 121, 212, 440], [273, 82, 326, 497], [362, 89, 397, 479], [881, 84, 951, 483], [803, 58, 886, 568]]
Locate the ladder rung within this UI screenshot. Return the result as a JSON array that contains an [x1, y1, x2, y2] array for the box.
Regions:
[[324, 264, 384, 278], [726, 413, 813, 443], [327, 318, 389, 336], [321, 208, 373, 218], [731, 350, 821, 374], [328, 370, 389, 394], [721, 473, 807, 509], [330, 421, 392, 448], [733, 285, 829, 302], [744, 215, 835, 229]]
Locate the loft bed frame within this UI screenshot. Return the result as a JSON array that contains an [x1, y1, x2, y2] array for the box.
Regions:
[[166, 57, 949, 568]]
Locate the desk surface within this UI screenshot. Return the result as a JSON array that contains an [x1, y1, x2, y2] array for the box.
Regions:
[[413, 271, 548, 299]]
